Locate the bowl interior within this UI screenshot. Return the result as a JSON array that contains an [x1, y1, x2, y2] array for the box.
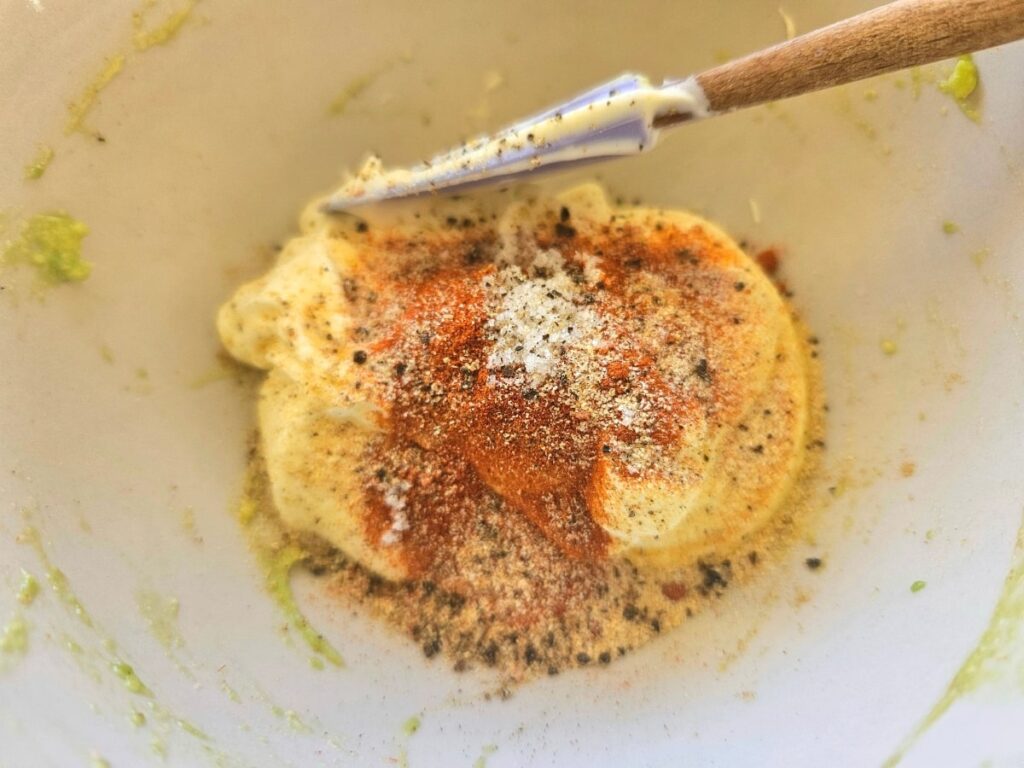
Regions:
[[2, 1, 1024, 765]]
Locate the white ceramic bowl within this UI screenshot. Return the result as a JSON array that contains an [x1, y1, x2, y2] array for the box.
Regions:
[[2, 1, 1023, 766]]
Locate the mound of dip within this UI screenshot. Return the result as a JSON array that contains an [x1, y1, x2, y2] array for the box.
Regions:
[[220, 184, 820, 678]]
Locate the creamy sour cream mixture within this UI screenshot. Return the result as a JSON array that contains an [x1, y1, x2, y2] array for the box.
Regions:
[[220, 184, 822, 678]]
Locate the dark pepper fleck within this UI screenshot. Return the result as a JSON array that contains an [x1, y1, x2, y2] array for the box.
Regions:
[[698, 561, 727, 590], [464, 244, 484, 264], [693, 358, 711, 382], [342, 278, 359, 302], [423, 639, 441, 658], [482, 642, 499, 666]]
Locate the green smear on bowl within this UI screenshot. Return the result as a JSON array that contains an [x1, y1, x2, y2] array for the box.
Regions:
[[328, 71, 383, 116], [473, 744, 498, 768], [66, 55, 126, 134], [938, 55, 980, 122], [136, 590, 182, 650], [0, 615, 29, 657], [884, 519, 1024, 766], [112, 659, 152, 695], [24, 145, 54, 180], [132, 0, 200, 51], [402, 715, 422, 736], [2, 212, 92, 284], [45, 565, 95, 627], [263, 544, 344, 668], [17, 570, 40, 606]]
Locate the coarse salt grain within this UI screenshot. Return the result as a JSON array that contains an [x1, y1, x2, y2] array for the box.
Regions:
[[485, 251, 606, 383], [381, 478, 411, 546]]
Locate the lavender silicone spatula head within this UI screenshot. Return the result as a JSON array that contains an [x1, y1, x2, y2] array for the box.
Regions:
[[323, 74, 709, 211]]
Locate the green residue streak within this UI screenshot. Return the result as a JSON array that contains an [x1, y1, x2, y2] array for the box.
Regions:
[[19, 516, 222, 759], [402, 715, 422, 736], [136, 590, 182, 651], [150, 737, 168, 758], [938, 55, 980, 122], [884, 521, 1024, 766], [0, 615, 29, 656], [1, 212, 92, 284], [911, 580, 927, 593], [112, 659, 151, 695], [971, 248, 991, 268], [272, 705, 312, 734], [66, 54, 126, 134], [133, 0, 200, 51], [181, 506, 199, 540], [24, 145, 54, 180], [396, 715, 423, 768], [328, 71, 381, 116], [89, 755, 111, 768], [64, 1, 199, 135], [941, 221, 959, 235], [176, 717, 210, 740], [263, 544, 344, 667], [45, 566, 94, 627], [220, 681, 242, 703], [189, 362, 237, 389], [473, 744, 498, 768], [17, 570, 40, 605]]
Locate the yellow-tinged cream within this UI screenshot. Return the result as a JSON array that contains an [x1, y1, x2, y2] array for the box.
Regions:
[[220, 185, 810, 578]]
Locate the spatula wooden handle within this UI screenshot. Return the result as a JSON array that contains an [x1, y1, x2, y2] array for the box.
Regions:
[[665, 0, 1024, 121]]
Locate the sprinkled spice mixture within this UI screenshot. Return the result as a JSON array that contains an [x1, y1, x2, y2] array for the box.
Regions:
[[222, 185, 826, 683]]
